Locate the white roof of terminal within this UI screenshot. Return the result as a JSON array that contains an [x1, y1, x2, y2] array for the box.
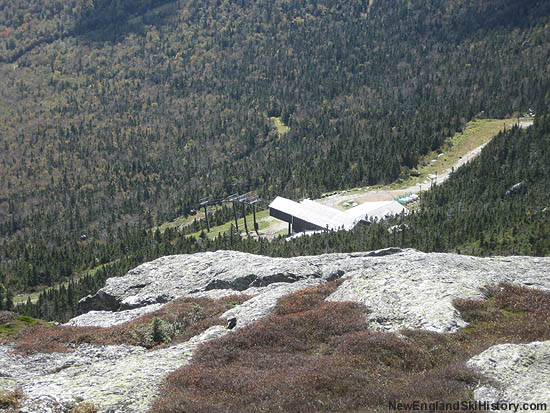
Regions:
[[345, 200, 408, 222], [269, 196, 356, 230], [269, 197, 408, 231]]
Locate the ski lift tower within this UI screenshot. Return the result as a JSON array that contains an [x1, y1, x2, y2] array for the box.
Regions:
[[244, 196, 261, 236], [198, 197, 211, 232], [236, 193, 251, 235], [226, 193, 240, 230]]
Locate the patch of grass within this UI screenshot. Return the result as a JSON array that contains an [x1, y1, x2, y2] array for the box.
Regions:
[[151, 282, 550, 412], [13, 290, 42, 306], [270, 116, 290, 136], [156, 215, 196, 233], [189, 209, 270, 239], [12, 295, 250, 354], [0, 312, 46, 342], [154, 205, 224, 233], [17, 315, 36, 323]]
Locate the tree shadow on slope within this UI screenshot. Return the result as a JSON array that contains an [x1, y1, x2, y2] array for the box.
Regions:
[[74, 0, 178, 43], [454, 0, 550, 35]]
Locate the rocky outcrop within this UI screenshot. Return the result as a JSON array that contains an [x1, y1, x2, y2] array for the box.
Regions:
[[505, 181, 528, 198], [65, 304, 163, 328], [326, 250, 550, 332], [1, 326, 227, 412], [3, 248, 550, 412], [78, 250, 360, 314], [76, 249, 550, 332], [467, 341, 550, 412]]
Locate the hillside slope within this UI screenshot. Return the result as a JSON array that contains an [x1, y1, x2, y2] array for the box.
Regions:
[[2, 0, 550, 321], [1, 0, 550, 273], [1, 249, 550, 411]]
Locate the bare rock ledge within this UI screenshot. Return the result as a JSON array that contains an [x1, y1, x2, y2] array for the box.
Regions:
[[2, 248, 550, 412], [467, 341, 550, 412], [75, 248, 550, 333]]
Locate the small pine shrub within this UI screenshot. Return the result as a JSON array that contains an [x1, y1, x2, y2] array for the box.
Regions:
[[0, 389, 24, 410]]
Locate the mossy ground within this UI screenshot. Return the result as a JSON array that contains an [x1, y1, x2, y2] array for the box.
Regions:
[[0, 312, 47, 342]]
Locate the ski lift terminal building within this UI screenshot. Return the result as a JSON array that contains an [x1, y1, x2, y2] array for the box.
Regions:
[[269, 196, 408, 234]]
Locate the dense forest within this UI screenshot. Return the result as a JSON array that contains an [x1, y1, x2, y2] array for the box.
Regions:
[[1, 0, 550, 320], [3, 113, 549, 321]]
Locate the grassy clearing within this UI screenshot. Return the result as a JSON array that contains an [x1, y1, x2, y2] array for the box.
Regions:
[[13, 291, 41, 306], [155, 214, 199, 233], [154, 206, 223, 233], [189, 209, 270, 240], [270, 116, 290, 136], [390, 117, 517, 189], [151, 282, 550, 412], [274, 228, 290, 237], [11, 295, 249, 354]]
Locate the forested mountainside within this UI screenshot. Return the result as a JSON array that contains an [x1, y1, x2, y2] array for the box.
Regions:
[[1, 0, 550, 317], [3, 113, 550, 322], [2, 0, 550, 239]]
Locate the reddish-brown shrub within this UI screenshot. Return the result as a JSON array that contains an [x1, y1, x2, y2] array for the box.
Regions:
[[273, 278, 346, 316], [332, 330, 432, 371], [13, 295, 249, 354], [491, 283, 550, 315], [14, 325, 104, 354], [453, 298, 496, 322], [151, 282, 550, 413]]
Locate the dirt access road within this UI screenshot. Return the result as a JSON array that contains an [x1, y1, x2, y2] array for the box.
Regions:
[[247, 118, 534, 238], [318, 119, 534, 208]]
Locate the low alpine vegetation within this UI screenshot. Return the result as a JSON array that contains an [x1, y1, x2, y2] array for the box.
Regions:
[[151, 282, 550, 412], [13, 295, 249, 354], [0, 389, 24, 411]]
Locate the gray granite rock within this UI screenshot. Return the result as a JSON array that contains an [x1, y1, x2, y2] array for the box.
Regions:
[[1, 326, 227, 412], [4, 248, 550, 412], [73, 249, 550, 332], [64, 304, 163, 328], [74, 249, 394, 326], [77, 250, 354, 313], [326, 250, 550, 332], [467, 341, 550, 412]]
